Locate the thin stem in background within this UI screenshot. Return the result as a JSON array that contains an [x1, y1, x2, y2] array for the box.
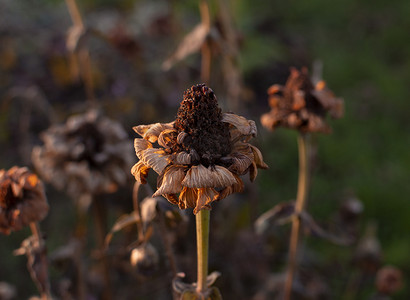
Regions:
[[29, 222, 52, 300], [92, 199, 112, 300], [132, 181, 146, 243], [64, 0, 96, 107], [200, 0, 211, 83], [196, 209, 210, 293], [284, 133, 310, 300]]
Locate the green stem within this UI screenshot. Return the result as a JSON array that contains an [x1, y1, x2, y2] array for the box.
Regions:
[[284, 132, 310, 300], [196, 209, 210, 293]]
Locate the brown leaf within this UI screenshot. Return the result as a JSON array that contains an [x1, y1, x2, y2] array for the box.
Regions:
[[105, 211, 140, 248]]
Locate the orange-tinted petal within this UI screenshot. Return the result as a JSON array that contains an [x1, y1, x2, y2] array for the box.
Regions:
[[211, 166, 238, 188], [131, 161, 150, 184], [140, 148, 169, 174], [133, 122, 174, 143], [194, 188, 218, 214], [249, 162, 258, 182], [222, 113, 257, 138], [172, 152, 192, 165], [179, 187, 198, 209], [163, 194, 179, 206], [217, 174, 244, 201], [158, 129, 178, 148]]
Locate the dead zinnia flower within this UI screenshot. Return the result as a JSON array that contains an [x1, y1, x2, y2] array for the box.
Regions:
[[261, 67, 344, 133], [132, 84, 268, 214], [0, 167, 49, 235], [32, 110, 133, 197]]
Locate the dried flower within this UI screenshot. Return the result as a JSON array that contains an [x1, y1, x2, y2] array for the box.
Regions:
[[32, 109, 134, 197], [376, 265, 403, 295], [0, 167, 49, 235], [130, 242, 159, 276], [132, 84, 267, 214], [261, 67, 343, 133]]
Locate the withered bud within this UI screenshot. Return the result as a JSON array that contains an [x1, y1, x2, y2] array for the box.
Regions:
[[376, 266, 403, 295], [0, 167, 49, 235], [130, 243, 159, 276]]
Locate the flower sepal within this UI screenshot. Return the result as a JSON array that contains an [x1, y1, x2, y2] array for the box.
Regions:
[[173, 271, 222, 300]]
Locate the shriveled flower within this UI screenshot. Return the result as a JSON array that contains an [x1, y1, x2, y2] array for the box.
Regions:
[[0, 167, 49, 235], [32, 109, 133, 197], [261, 67, 344, 133], [132, 84, 268, 214]]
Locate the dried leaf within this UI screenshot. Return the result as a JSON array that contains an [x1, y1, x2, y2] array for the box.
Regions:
[[105, 211, 140, 248], [255, 202, 295, 235], [162, 24, 210, 71]]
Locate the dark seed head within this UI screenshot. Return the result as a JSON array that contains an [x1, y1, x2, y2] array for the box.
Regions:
[[173, 84, 231, 166]]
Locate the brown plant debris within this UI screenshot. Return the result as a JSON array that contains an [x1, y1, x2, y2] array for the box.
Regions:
[[132, 84, 268, 214], [0, 166, 49, 235], [32, 109, 134, 197], [261, 67, 344, 133]]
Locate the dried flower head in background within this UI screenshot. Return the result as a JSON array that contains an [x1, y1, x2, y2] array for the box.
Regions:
[[32, 110, 133, 197], [261, 67, 343, 133], [0, 167, 49, 235], [132, 84, 267, 214], [376, 265, 403, 295]]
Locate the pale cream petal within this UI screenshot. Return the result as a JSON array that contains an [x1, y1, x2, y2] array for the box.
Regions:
[[131, 161, 150, 184], [158, 129, 178, 148], [222, 113, 257, 138], [133, 122, 175, 143], [181, 164, 214, 188], [249, 144, 269, 169], [172, 152, 192, 165], [153, 165, 186, 197], [193, 188, 218, 214], [140, 148, 169, 174], [211, 166, 238, 188], [134, 138, 153, 159], [179, 187, 198, 209]]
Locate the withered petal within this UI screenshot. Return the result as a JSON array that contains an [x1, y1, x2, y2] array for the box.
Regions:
[[228, 153, 253, 175], [179, 187, 198, 209], [163, 194, 179, 206], [172, 152, 192, 165], [140, 148, 170, 174], [292, 90, 306, 111], [134, 139, 153, 159], [131, 161, 150, 184], [217, 174, 244, 201], [133, 122, 175, 143], [153, 165, 186, 197], [181, 164, 214, 188], [249, 145, 269, 169], [249, 162, 258, 182], [158, 129, 178, 148], [222, 113, 257, 138], [211, 166, 238, 188], [194, 188, 218, 214]]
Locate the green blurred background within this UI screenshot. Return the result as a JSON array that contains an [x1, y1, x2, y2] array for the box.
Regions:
[[0, 0, 409, 299]]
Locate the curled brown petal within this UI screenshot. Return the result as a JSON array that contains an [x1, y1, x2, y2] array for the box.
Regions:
[[140, 148, 169, 174], [130, 161, 149, 184], [179, 187, 198, 209], [249, 145, 269, 169], [158, 129, 178, 148], [194, 188, 218, 214], [177, 131, 188, 144], [163, 194, 179, 206], [292, 90, 306, 111], [222, 113, 257, 138], [153, 165, 186, 197], [249, 162, 258, 182], [133, 122, 174, 143], [217, 174, 244, 201], [134, 138, 153, 159], [228, 153, 253, 175]]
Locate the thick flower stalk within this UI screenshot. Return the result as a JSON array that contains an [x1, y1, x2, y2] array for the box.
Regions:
[[0, 166, 49, 235], [261, 67, 343, 133], [32, 109, 134, 198], [131, 83, 268, 214]]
